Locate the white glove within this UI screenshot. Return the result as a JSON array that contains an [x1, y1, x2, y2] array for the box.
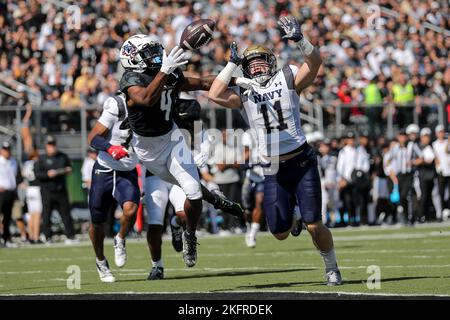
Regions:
[[194, 151, 209, 169], [160, 46, 188, 74], [235, 77, 261, 96]]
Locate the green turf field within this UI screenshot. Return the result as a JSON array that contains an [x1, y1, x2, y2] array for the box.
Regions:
[[1, 223, 450, 298]]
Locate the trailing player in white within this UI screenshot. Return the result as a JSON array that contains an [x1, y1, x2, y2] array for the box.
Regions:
[[87, 94, 140, 282]]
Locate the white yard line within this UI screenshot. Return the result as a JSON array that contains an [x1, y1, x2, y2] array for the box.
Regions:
[[3, 264, 450, 276]]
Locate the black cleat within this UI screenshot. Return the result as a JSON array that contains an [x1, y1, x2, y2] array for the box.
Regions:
[[291, 218, 303, 237], [147, 266, 164, 280], [182, 231, 198, 268], [212, 190, 244, 218], [170, 222, 183, 253]]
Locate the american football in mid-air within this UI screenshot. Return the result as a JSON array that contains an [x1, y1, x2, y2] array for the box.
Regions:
[[180, 19, 215, 51]]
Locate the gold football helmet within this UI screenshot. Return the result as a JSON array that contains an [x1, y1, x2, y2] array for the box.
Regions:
[[241, 45, 277, 85]]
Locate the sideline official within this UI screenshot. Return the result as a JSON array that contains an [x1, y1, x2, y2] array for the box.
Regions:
[[34, 136, 76, 243]]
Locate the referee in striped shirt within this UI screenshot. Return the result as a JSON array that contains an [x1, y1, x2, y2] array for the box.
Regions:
[[388, 130, 422, 225]]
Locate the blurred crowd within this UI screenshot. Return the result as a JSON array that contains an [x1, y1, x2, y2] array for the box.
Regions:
[[1, 0, 449, 131]]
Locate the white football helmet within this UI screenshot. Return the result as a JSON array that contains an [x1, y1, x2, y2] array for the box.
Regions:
[[120, 34, 163, 73]]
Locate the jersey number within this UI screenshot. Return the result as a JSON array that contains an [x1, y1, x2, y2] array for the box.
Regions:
[[260, 100, 287, 133], [161, 89, 172, 121]]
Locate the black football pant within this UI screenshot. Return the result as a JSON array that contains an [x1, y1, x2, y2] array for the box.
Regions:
[[397, 173, 414, 223], [340, 183, 355, 223], [0, 190, 16, 242], [41, 189, 75, 239], [419, 177, 435, 221]]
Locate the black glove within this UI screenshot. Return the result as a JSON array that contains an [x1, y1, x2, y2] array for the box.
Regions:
[[277, 16, 303, 42], [229, 41, 242, 65]]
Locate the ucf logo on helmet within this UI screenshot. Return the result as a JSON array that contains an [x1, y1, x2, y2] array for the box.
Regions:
[[122, 42, 137, 59]]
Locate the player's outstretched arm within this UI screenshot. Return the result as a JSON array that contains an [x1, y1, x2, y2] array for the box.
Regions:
[[208, 42, 243, 109], [181, 74, 217, 91], [278, 16, 322, 94], [127, 46, 187, 107]]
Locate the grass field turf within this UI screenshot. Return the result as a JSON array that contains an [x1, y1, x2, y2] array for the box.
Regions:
[[1, 222, 449, 298]]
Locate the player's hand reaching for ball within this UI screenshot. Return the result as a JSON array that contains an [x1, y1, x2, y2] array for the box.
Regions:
[[107, 145, 129, 161], [235, 77, 261, 96], [229, 42, 242, 65], [160, 46, 188, 75], [277, 16, 303, 42]]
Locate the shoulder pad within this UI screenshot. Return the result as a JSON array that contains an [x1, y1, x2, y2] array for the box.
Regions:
[[103, 97, 119, 117], [119, 71, 148, 93]]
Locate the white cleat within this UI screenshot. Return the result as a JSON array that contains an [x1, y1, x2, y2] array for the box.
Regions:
[[114, 235, 127, 268], [325, 270, 343, 286], [96, 260, 115, 283], [245, 233, 256, 248]]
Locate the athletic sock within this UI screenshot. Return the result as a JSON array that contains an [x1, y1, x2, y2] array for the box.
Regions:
[[171, 215, 181, 228], [152, 259, 163, 269], [96, 258, 106, 265], [320, 248, 339, 273], [294, 208, 301, 221], [249, 222, 260, 238]]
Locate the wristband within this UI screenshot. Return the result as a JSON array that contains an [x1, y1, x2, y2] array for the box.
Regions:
[[91, 135, 112, 152], [297, 37, 314, 56], [216, 62, 238, 85]]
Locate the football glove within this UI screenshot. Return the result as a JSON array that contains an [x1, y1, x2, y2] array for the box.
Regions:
[[390, 184, 400, 204], [160, 46, 188, 75], [229, 41, 242, 65], [107, 145, 129, 160], [194, 151, 209, 169], [277, 16, 303, 42], [235, 77, 261, 96]]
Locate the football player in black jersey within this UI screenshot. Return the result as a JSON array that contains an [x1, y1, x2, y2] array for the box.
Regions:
[[118, 34, 238, 268]]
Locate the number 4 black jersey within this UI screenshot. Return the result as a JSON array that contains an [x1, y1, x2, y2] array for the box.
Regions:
[[119, 68, 185, 137]]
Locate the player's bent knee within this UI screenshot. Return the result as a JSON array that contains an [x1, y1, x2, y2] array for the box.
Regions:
[[273, 232, 290, 240], [305, 221, 325, 237], [122, 201, 138, 218]]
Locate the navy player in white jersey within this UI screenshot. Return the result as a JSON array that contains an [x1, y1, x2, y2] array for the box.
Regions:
[[209, 16, 342, 285], [87, 93, 140, 283]]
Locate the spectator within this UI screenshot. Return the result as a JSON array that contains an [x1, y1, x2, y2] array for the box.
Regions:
[[211, 129, 243, 230], [34, 136, 77, 243], [336, 132, 357, 226], [391, 73, 416, 127], [416, 128, 437, 222], [432, 125, 450, 217], [0, 142, 22, 248]]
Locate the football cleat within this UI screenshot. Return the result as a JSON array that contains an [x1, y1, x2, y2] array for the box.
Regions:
[[182, 231, 198, 268], [147, 266, 164, 281], [245, 233, 256, 248], [170, 221, 183, 253], [325, 270, 342, 286], [290, 218, 303, 237], [114, 235, 127, 268], [212, 190, 244, 218], [96, 259, 115, 283]]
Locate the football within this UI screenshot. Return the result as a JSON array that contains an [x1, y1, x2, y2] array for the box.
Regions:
[[180, 19, 215, 51]]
